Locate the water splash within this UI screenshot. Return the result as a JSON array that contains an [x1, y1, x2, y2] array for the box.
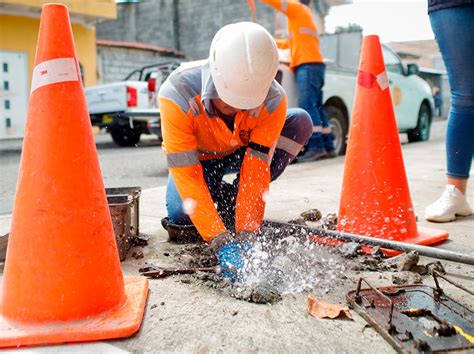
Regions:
[[239, 228, 347, 295]]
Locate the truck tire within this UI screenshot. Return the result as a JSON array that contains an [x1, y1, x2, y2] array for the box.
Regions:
[[326, 105, 348, 156], [407, 103, 431, 143], [110, 125, 142, 147]]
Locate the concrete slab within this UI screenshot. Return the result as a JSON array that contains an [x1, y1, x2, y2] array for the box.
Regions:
[[0, 120, 472, 352]]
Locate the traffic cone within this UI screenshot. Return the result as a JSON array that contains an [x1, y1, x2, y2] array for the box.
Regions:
[[0, 4, 148, 347], [336, 35, 448, 253]]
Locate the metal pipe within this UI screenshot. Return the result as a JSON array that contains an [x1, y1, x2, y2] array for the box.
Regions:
[[264, 220, 474, 266]]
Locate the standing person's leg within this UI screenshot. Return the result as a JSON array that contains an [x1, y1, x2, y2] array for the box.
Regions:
[[425, 7, 474, 222], [271, 108, 312, 180], [295, 64, 326, 162], [314, 64, 336, 156]]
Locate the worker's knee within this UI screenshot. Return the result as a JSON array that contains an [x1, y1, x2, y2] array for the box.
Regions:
[[283, 108, 313, 145], [166, 175, 193, 225]]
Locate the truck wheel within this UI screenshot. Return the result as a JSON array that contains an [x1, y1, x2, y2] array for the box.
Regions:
[[408, 103, 431, 143], [326, 105, 348, 156], [110, 125, 142, 147]]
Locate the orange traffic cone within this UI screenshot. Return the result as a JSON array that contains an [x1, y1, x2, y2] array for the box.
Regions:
[[0, 4, 148, 347], [337, 35, 448, 252]]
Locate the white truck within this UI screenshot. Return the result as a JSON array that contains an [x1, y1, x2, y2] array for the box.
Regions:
[[86, 33, 434, 153], [85, 62, 179, 146]]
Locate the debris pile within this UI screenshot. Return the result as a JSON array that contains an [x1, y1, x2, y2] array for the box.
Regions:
[[144, 208, 450, 304], [289, 209, 338, 230]]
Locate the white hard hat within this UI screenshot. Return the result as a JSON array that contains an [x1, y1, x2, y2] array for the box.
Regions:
[[209, 22, 279, 110]]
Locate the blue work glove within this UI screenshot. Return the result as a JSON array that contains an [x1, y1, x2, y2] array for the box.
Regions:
[[216, 242, 245, 275], [211, 231, 255, 281]]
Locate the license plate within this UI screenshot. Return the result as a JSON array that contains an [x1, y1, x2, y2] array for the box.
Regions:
[[102, 115, 113, 124]]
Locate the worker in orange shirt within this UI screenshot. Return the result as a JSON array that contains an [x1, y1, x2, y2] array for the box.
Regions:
[[158, 22, 312, 278], [260, 0, 336, 162]]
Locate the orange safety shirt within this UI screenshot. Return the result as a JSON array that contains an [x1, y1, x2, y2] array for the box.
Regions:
[[158, 60, 287, 241], [262, 0, 324, 68]]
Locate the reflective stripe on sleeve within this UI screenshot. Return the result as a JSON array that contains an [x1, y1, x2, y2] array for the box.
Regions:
[[31, 58, 79, 93], [247, 148, 269, 163], [282, 0, 287, 12], [166, 150, 199, 168], [276, 135, 303, 156], [299, 27, 319, 39]]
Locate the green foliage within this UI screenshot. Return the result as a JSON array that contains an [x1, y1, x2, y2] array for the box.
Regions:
[[335, 23, 363, 33]]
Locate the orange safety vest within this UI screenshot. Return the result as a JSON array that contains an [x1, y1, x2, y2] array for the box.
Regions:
[[262, 0, 324, 68], [158, 60, 287, 241]]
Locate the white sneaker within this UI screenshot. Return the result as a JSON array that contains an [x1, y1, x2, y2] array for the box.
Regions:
[[425, 185, 472, 222]]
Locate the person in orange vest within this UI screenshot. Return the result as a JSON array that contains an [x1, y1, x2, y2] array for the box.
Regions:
[[158, 22, 312, 278], [260, 0, 336, 162]]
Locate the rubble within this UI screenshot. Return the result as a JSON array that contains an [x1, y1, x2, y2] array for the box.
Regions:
[[288, 218, 307, 225], [391, 271, 423, 285], [131, 234, 150, 247], [316, 213, 338, 230], [370, 246, 384, 258], [382, 251, 419, 271], [300, 209, 322, 221], [132, 250, 144, 259], [340, 242, 361, 258], [145, 220, 448, 308], [229, 282, 282, 304]]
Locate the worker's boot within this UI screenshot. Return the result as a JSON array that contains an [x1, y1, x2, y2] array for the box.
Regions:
[[161, 217, 202, 244]]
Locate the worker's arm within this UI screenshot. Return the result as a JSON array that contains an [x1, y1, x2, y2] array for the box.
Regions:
[[235, 90, 287, 233], [259, 0, 301, 18], [275, 38, 289, 49], [159, 97, 227, 242]]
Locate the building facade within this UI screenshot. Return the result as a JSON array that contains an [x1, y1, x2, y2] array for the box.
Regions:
[[0, 0, 116, 139], [95, 0, 351, 83]]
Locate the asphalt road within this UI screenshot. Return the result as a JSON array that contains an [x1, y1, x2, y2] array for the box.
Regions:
[[0, 134, 168, 215]]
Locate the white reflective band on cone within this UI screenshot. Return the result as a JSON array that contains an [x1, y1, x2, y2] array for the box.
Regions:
[[376, 71, 389, 91], [31, 58, 79, 93]]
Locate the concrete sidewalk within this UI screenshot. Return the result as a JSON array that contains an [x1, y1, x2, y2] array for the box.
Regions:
[[0, 121, 473, 353]]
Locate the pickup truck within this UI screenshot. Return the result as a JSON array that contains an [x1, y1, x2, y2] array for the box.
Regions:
[[85, 62, 179, 146], [86, 43, 434, 153]]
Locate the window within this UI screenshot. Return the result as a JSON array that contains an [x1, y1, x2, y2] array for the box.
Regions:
[[4, 100, 10, 110], [3, 81, 9, 91], [382, 47, 404, 75], [5, 118, 11, 128], [2, 63, 8, 73]]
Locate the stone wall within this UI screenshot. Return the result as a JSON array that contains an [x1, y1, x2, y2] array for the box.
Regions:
[[97, 0, 279, 60], [97, 45, 182, 84], [177, 0, 276, 60]]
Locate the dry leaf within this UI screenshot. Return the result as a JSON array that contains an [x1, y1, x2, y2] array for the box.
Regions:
[[307, 293, 353, 320]]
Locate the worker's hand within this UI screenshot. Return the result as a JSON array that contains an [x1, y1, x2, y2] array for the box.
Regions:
[[210, 231, 255, 281], [216, 242, 245, 277]]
